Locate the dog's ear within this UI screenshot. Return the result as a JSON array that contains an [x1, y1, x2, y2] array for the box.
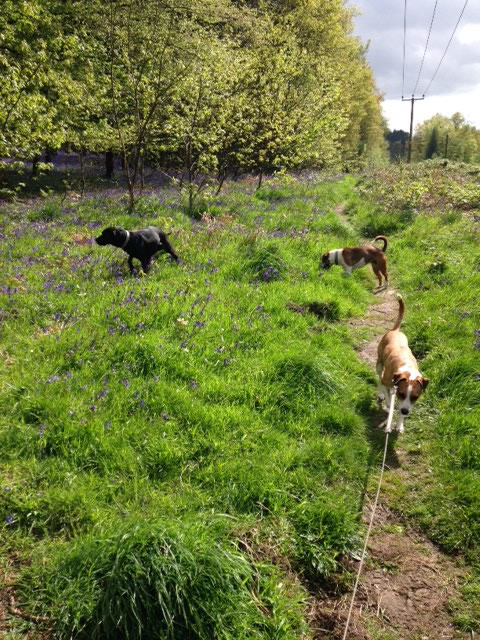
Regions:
[[393, 373, 407, 386], [420, 377, 429, 391]]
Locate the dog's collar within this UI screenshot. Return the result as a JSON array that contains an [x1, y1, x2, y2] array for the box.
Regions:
[[121, 230, 130, 249]]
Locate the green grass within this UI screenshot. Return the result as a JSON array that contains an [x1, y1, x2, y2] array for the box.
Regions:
[[0, 175, 375, 638], [1, 164, 479, 636], [347, 163, 480, 631]]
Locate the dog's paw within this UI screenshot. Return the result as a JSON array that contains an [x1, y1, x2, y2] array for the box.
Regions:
[[378, 419, 389, 431], [396, 423, 404, 434]]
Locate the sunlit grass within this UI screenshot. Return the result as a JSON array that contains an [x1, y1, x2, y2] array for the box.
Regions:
[[0, 174, 375, 637]]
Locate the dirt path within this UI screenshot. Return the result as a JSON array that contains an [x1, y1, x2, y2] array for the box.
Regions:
[[311, 205, 471, 640]]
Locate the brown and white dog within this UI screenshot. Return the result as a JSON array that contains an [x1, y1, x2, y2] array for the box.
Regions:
[[321, 236, 388, 289], [376, 295, 429, 433]]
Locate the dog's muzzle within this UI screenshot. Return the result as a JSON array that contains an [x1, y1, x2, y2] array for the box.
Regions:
[[322, 262, 331, 270], [95, 236, 106, 245]]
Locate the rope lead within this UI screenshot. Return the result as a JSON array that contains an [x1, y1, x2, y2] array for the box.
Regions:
[[341, 387, 397, 640]]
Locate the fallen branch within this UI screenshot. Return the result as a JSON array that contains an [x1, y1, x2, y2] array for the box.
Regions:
[[7, 596, 50, 624]]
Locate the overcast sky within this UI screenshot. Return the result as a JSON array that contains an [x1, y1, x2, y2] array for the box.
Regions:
[[350, 0, 480, 132]]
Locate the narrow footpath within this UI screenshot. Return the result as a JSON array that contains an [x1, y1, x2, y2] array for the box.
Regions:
[[311, 205, 471, 640]]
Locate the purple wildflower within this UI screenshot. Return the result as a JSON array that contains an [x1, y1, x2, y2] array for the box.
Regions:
[[161, 412, 169, 421], [90, 405, 97, 412], [104, 421, 111, 430], [38, 424, 46, 436], [47, 375, 60, 383], [5, 514, 14, 525], [123, 379, 130, 388], [262, 267, 279, 282]]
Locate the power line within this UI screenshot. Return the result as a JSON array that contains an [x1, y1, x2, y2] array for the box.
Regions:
[[412, 0, 438, 96], [401, 0, 407, 98], [422, 0, 470, 96]]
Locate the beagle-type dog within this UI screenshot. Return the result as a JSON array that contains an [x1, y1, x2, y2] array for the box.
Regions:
[[376, 295, 429, 433], [322, 236, 388, 288]]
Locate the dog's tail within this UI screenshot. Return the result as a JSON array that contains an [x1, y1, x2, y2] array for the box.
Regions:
[[392, 294, 405, 330], [374, 236, 388, 252]]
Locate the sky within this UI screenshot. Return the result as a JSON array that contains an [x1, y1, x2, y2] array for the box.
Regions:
[[351, 0, 480, 132]]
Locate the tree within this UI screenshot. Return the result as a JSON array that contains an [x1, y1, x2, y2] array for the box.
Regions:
[[425, 126, 439, 159]]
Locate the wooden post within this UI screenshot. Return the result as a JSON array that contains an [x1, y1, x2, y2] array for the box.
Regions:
[[402, 95, 425, 163]]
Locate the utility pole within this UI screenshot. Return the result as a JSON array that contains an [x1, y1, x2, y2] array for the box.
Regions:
[[402, 94, 425, 163]]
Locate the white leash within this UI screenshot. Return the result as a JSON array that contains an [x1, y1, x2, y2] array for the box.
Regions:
[[341, 387, 397, 640]]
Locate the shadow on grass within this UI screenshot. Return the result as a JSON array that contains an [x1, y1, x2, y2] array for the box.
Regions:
[[357, 403, 400, 523]]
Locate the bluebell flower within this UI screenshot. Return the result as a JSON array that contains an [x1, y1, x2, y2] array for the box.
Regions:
[[5, 514, 14, 525], [47, 375, 60, 383], [161, 413, 169, 421]]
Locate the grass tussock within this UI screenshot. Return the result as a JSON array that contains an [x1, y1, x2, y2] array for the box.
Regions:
[[1, 164, 480, 635], [0, 174, 373, 637]]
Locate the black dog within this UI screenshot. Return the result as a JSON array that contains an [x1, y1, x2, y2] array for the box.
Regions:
[[95, 226, 179, 274]]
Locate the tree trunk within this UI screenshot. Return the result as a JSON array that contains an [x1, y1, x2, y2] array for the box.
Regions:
[[31, 155, 40, 177], [105, 150, 114, 179], [44, 149, 52, 169], [257, 171, 263, 190], [139, 153, 144, 192], [215, 173, 226, 196], [79, 148, 86, 197]]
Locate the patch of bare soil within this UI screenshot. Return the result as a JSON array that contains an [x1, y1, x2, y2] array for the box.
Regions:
[[310, 503, 467, 639], [348, 287, 399, 368], [309, 207, 471, 639]]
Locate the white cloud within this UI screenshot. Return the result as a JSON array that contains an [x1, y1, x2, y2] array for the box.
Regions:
[[457, 23, 480, 45], [383, 85, 480, 131], [350, 0, 480, 130]]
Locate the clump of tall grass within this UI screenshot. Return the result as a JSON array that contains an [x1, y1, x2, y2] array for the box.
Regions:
[[23, 517, 306, 639]]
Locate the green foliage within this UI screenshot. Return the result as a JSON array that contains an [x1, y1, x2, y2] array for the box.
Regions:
[[352, 162, 480, 630], [0, 0, 387, 201], [412, 112, 480, 163], [23, 517, 305, 640], [1, 175, 373, 637]]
